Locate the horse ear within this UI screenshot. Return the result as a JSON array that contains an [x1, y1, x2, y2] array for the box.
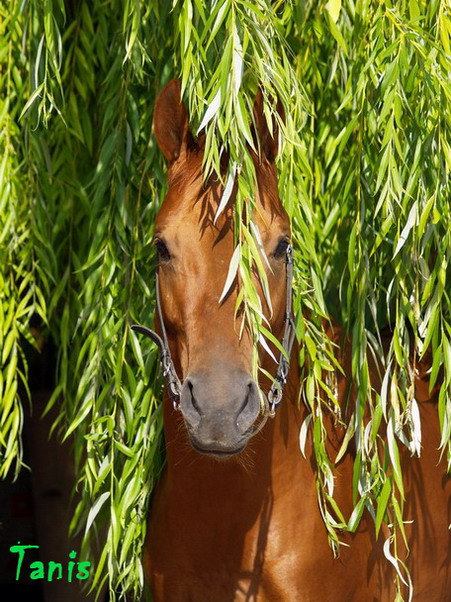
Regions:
[[153, 79, 191, 163], [252, 87, 285, 163]]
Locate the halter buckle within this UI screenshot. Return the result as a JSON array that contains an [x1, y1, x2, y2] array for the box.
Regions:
[[267, 383, 283, 417]]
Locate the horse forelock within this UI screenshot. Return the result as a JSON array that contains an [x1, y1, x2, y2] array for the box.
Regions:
[[159, 151, 287, 239]]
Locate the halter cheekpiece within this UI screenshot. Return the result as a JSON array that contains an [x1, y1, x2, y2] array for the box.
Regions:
[[131, 244, 295, 418]]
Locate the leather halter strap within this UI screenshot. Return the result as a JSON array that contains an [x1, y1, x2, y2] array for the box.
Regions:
[[266, 244, 295, 416], [131, 271, 183, 410], [131, 244, 295, 418]]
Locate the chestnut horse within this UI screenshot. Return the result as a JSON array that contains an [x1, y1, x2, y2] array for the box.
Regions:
[[139, 80, 449, 601]]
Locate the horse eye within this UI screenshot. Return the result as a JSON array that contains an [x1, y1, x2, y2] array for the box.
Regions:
[[154, 238, 171, 261], [273, 237, 290, 260]]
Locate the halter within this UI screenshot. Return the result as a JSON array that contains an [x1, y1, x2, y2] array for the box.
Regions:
[[131, 244, 295, 418]]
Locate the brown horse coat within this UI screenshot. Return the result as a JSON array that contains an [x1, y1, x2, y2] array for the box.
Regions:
[[142, 80, 450, 601]]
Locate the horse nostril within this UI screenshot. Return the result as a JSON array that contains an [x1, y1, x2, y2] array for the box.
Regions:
[[237, 383, 252, 417], [236, 382, 260, 432], [188, 380, 201, 415]]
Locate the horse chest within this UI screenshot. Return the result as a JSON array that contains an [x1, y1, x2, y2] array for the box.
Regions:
[[144, 444, 379, 602]]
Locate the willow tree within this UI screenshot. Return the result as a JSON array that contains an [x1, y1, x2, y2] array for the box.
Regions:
[[1, 0, 450, 599]]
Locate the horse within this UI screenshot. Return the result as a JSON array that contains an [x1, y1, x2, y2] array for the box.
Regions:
[[137, 79, 449, 601]]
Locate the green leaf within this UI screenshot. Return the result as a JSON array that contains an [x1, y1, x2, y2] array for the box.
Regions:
[[347, 497, 366, 532], [219, 244, 241, 303], [85, 492, 110, 535], [326, 0, 342, 23], [375, 478, 391, 537]]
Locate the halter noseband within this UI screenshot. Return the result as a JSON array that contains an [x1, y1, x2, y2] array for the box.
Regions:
[[131, 244, 295, 418]]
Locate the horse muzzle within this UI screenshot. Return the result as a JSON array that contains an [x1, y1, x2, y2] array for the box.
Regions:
[[179, 371, 261, 456]]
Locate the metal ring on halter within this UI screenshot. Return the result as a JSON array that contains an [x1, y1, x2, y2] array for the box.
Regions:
[[131, 244, 295, 419]]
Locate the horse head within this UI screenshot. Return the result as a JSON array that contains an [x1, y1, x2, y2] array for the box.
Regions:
[[146, 79, 291, 457]]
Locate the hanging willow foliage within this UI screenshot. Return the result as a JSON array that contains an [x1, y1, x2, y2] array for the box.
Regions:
[[1, 0, 450, 599]]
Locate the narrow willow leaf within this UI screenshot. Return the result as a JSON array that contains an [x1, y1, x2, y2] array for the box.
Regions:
[[249, 221, 271, 270], [383, 538, 409, 588], [299, 413, 312, 458], [387, 418, 405, 498], [380, 361, 392, 420], [232, 26, 243, 96], [259, 325, 288, 359], [335, 420, 355, 464], [410, 399, 422, 456], [326, 0, 342, 23], [85, 491, 110, 535], [18, 83, 44, 120], [258, 334, 277, 363], [197, 88, 221, 133], [214, 162, 236, 224], [375, 478, 391, 537], [219, 244, 240, 303], [394, 202, 417, 257], [326, 12, 348, 55], [347, 496, 365, 532]]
